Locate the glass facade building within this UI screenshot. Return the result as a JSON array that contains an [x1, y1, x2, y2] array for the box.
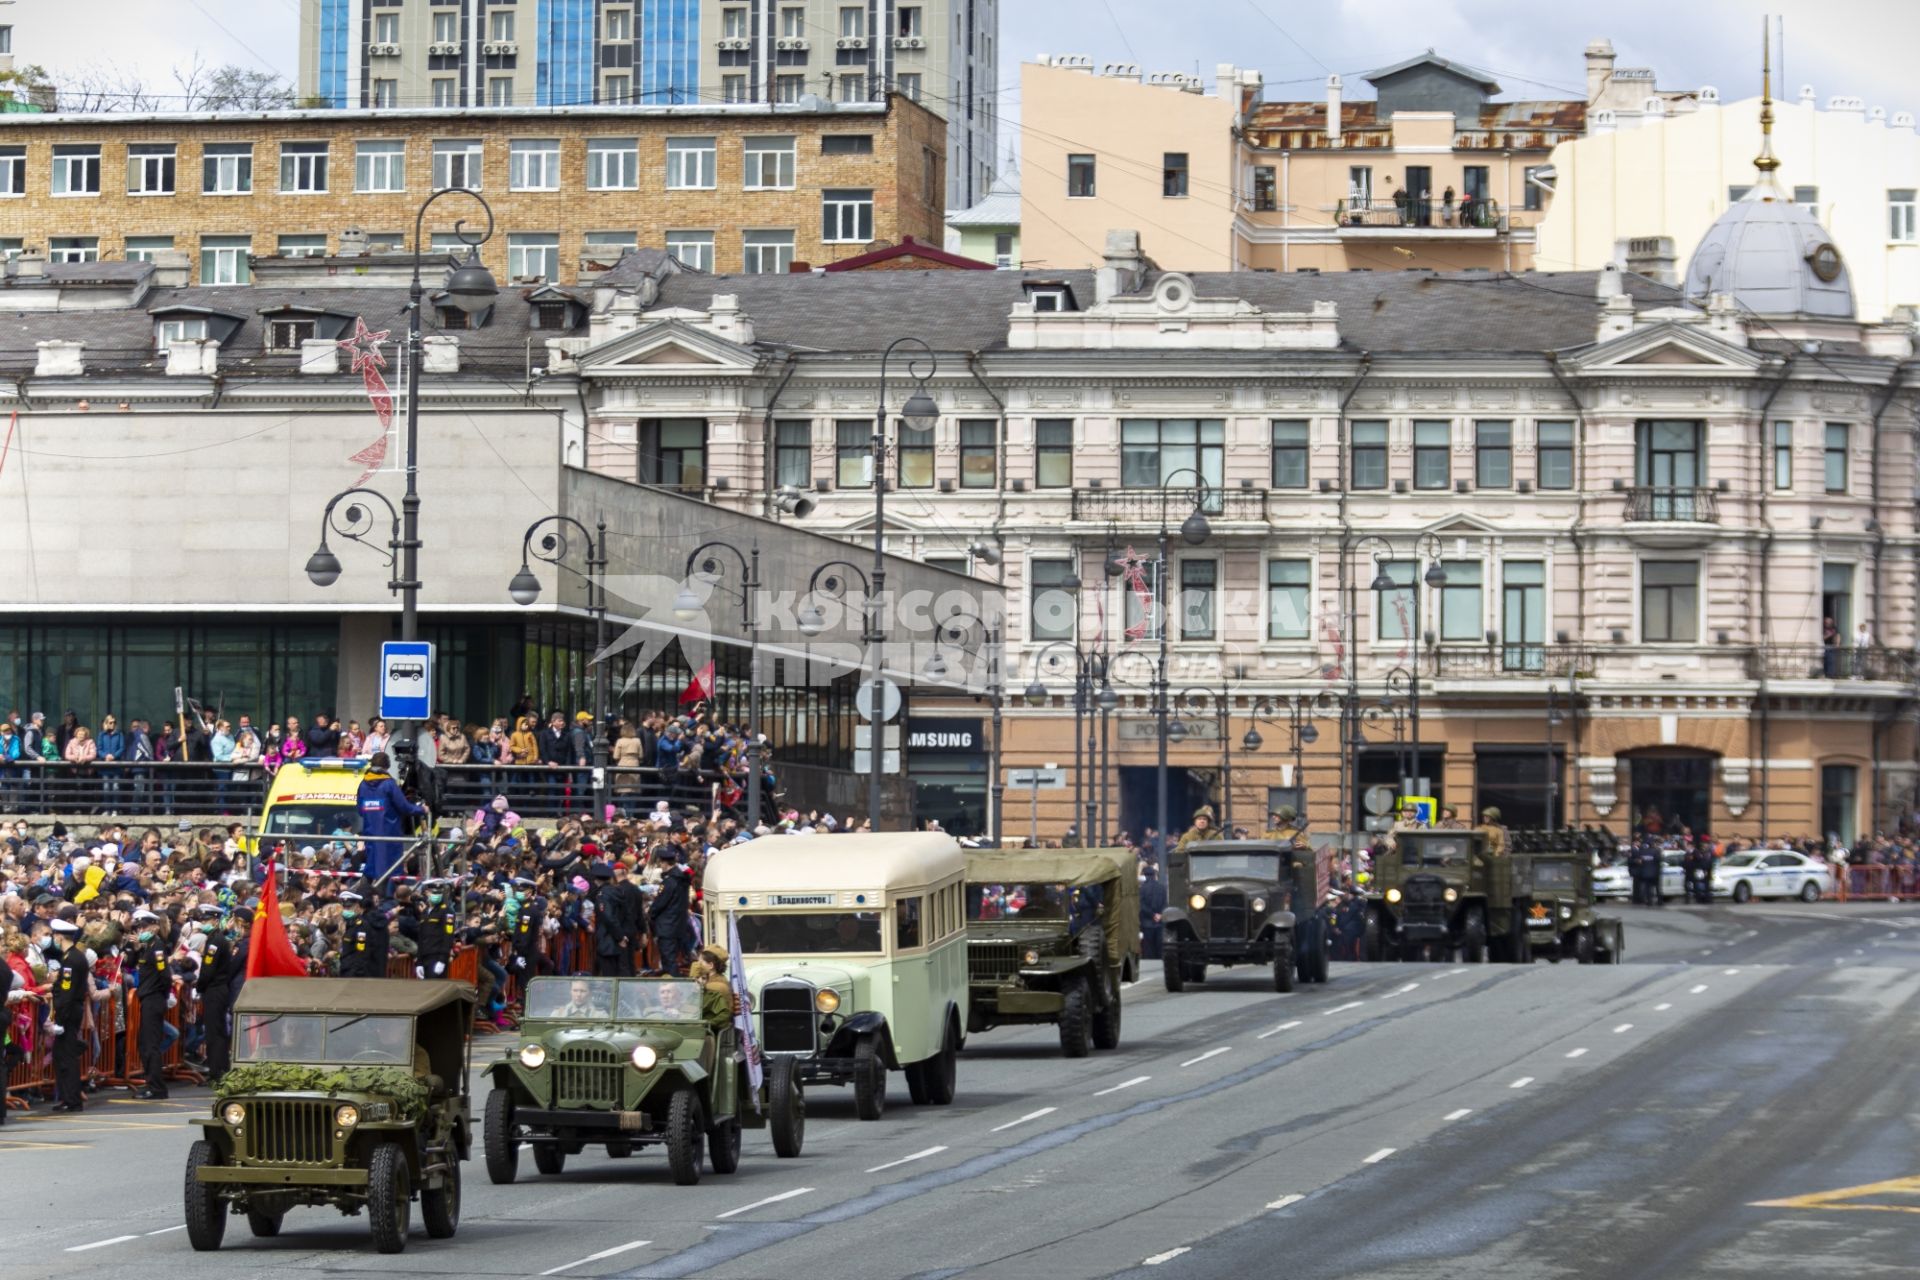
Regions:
[[536, 0, 598, 108], [639, 0, 701, 104]]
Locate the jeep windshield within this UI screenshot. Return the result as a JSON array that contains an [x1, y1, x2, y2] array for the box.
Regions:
[[1187, 853, 1285, 882], [1400, 838, 1470, 867], [1530, 861, 1578, 891], [525, 977, 618, 1020], [735, 911, 884, 954], [967, 883, 1070, 921], [236, 1012, 412, 1064], [617, 979, 706, 1021]]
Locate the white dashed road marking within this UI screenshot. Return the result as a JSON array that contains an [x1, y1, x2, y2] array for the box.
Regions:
[[541, 1241, 654, 1275], [1510, 1076, 1534, 1089], [1613, 1023, 1634, 1034], [1323, 1001, 1365, 1016], [1443, 1108, 1473, 1121], [1565, 1048, 1588, 1059], [1723, 968, 1741, 976], [1363, 1148, 1397, 1164], [145, 1226, 185, 1236], [1257, 1020, 1303, 1040], [716, 1188, 815, 1219], [1654, 1003, 1672, 1011], [1266, 1194, 1305, 1210], [1690, 984, 1709, 994], [1180, 1047, 1232, 1068], [66, 1236, 137, 1253], [1381, 982, 1420, 999], [1144, 1247, 1192, 1266], [1095, 1076, 1150, 1097], [866, 1147, 947, 1174], [991, 1108, 1057, 1133]]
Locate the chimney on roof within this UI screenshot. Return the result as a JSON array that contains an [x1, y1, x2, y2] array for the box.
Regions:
[[1618, 236, 1678, 286], [338, 228, 370, 258], [149, 249, 190, 289], [1097, 229, 1148, 304], [1326, 74, 1343, 143], [1585, 38, 1616, 106], [15, 250, 46, 280]]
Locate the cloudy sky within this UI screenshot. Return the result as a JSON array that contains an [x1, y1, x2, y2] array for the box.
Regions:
[[12, 0, 1920, 122]]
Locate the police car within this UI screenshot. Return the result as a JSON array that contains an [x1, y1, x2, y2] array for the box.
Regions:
[[1710, 849, 1833, 903], [1593, 850, 1685, 900]]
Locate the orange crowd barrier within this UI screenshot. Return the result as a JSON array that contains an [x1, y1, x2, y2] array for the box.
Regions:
[[1845, 864, 1920, 900]]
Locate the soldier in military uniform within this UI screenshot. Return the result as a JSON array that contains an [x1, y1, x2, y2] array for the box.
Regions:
[[688, 943, 741, 1029], [1262, 807, 1309, 849], [1437, 805, 1469, 830], [336, 889, 392, 978], [47, 919, 90, 1112], [415, 878, 458, 979], [1475, 807, 1510, 858], [1174, 806, 1223, 854]]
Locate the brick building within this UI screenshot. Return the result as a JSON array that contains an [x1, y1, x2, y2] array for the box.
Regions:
[[0, 96, 946, 282]]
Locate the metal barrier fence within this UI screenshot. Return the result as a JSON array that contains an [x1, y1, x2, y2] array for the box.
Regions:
[[1843, 864, 1920, 900], [0, 762, 269, 817]]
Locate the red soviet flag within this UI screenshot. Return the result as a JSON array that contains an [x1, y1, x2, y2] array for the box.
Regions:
[[678, 660, 715, 707], [246, 855, 309, 980]]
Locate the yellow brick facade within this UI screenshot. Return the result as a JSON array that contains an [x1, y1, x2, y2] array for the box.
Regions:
[[0, 99, 946, 282]]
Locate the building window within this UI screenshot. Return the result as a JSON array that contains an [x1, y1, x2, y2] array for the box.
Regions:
[[585, 138, 639, 190], [1036, 419, 1073, 488], [835, 420, 872, 487], [1029, 559, 1077, 642], [1891, 190, 1917, 242], [775, 420, 812, 489], [1793, 184, 1819, 211], [373, 10, 400, 43], [371, 79, 398, 108], [366, 232, 405, 251], [507, 232, 560, 281], [1824, 423, 1849, 493], [268, 317, 318, 351], [49, 236, 98, 263], [1163, 152, 1188, 199], [1121, 419, 1224, 492], [603, 74, 632, 103], [1374, 559, 1414, 641], [1270, 420, 1309, 488], [1413, 421, 1450, 490], [433, 10, 459, 43], [1179, 559, 1217, 639], [959, 420, 996, 487], [743, 230, 794, 274], [1821, 764, 1858, 845], [1252, 165, 1276, 212], [0, 145, 25, 197], [1641, 561, 1699, 643], [1348, 165, 1373, 207], [722, 75, 748, 104], [1501, 561, 1546, 670], [898, 4, 923, 36], [51, 145, 101, 196], [277, 234, 327, 257], [1772, 421, 1793, 490], [1636, 419, 1701, 494], [489, 8, 516, 41], [775, 74, 805, 103], [604, 7, 632, 41], [721, 7, 747, 38], [200, 234, 251, 285], [839, 5, 864, 36], [1475, 420, 1512, 489], [124, 235, 174, 261], [823, 133, 874, 156], [1067, 154, 1096, 198], [1267, 559, 1310, 640], [1350, 421, 1388, 490], [432, 78, 459, 107], [432, 139, 484, 190], [202, 142, 252, 195], [665, 230, 714, 271], [1440, 561, 1482, 641], [743, 136, 796, 190], [897, 73, 922, 101], [1729, 184, 1752, 203], [279, 141, 329, 194], [583, 231, 636, 265], [156, 316, 208, 349], [509, 138, 560, 191], [781, 6, 806, 37], [639, 420, 706, 488], [898, 422, 934, 488], [993, 232, 1014, 268], [822, 189, 874, 243], [488, 77, 514, 106], [1537, 420, 1574, 489], [923, 147, 938, 204], [838, 74, 866, 103], [1822, 563, 1855, 646], [1523, 165, 1547, 211], [126, 143, 177, 196], [662, 136, 714, 189], [355, 139, 406, 192]]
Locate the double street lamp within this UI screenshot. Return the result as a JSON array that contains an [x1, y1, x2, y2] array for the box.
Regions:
[[1244, 690, 1334, 826], [1024, 641, 1114, 847], [1150, 472, 1214, 854], [928, 610, 1004, 846], [1356, 531, 1447, 801], [675, 540, 765, 825], [507, 515, 610, 802], [799, 560, 885, 829]]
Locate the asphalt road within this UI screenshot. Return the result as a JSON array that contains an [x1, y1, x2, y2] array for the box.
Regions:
[[7, 900, 1918, 1280]]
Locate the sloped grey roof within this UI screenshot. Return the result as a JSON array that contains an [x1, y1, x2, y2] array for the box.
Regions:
[[1360, 50, 1500, 92]]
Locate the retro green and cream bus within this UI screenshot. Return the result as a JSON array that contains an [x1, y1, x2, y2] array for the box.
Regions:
[[702, 833, 967, 1121]]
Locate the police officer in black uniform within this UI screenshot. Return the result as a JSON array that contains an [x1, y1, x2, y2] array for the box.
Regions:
[[415, 878, 459, 979], [507, 877, 546, 980], [47, 919, 91, 1112], [194, 905, 237, 1083], [130, 909, 174, 1100], [336, 889, 391, 978]]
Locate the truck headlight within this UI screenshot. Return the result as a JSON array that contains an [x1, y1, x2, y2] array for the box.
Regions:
[[1251, 897, 1267, 914], [1188, 894, 1207, 910], [1559, 905, 1572, 920], [629, 1044, 658, 1071], [519, 1044, 547, 1069], [814, 989, 840, 1014], [1385, 888, 1402, 904], [221, 1102, 246, 1126], [1443, 888, 1458, 903], [1023, 949, 1041, 966], [334, 1104, 359, 1129]]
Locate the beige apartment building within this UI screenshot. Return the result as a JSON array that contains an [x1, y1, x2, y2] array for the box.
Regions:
[[1023, 51, 1586, 275], [0, 97, 946, 282]]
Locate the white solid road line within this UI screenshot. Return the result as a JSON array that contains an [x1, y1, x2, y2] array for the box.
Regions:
[[1095, 1075, 1151, 1097], [1363, 1148, 1396, 1164], [1654, 1003, 1673, 1011], [1323, 1001, 1365, 1016], [1613, 1023, 1634, 1034], [1510, 1077, 1534, 1089], [1443, 1108, 1473, 1121], [991, 1108, 1057, 1133], [540, 1240, 654, 1275], [1257, 1019, 1303, 1040], [65, 1236, 138, 1253], [866, 1146, 948, 1174], [1266, 1194, 1305, 1210], [1690, 984, 1709, 994], [1180, 1047, 1232, 1068], [1143, 1247, 1192, 1266], [715, 1188, 815, 1220], [1566, 1048, 1589, 1059], [145, 1225, 186, 1236]]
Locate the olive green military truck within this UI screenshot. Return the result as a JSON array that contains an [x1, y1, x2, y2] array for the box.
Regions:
[[1366, 829, 1526, 963], [1507, 831, 1624, 965], [185, 978, 477, 1255], [963, 848, 1140, 1057], [1162, 839, 1332, 991], [483, 975, 803, 1187]]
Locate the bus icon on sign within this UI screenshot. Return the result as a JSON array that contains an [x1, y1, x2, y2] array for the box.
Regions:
[[390, 663, 425, 683]]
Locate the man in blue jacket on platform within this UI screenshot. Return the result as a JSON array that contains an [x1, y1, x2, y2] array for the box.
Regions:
[[356, 752, 425, 897]]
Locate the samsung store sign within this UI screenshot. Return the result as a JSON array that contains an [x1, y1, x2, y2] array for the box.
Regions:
[[906, 718, 983, 753]]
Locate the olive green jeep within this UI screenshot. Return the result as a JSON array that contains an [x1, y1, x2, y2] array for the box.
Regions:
[[1514, 851, 1625, 965], [963, 849, 1140, 1057], [184, 978, 477, 1255], [482, 975, 803, 1187]]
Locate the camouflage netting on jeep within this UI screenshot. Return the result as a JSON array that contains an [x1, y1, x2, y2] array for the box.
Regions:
[[214, 1064, 431, 1118]]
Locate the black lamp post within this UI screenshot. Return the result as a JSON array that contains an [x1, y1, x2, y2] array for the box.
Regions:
[[1545, 683, 1564, 829], [1359, 531, 1446, 800], [507, 514, 610, 804], [1026, 640, 1107, 847], [927, 609, 1003, 846], [1151, 470, 1213, 856], [1244, 691, 1333, 826], [798, 560, 885, 828], [676, 540, 764, 825], [1173, 682, 1233, 830]]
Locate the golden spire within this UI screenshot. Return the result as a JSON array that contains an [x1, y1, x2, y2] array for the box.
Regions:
[[1754, 15, 1781, 182]]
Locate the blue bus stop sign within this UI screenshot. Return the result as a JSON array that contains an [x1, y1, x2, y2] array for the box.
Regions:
[[379, 641, 433, 721]]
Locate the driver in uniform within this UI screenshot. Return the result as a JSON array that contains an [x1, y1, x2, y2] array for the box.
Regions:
[[558, 979, 610, 1018]]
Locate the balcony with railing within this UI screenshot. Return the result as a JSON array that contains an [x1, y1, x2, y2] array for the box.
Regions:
[[1620, 485, 1719, 546], [1432, 644, 1591, 679], [1748, 645, 1918, 685], [1333, 197, 1504, 235], [1069, 487, 1270, 523]]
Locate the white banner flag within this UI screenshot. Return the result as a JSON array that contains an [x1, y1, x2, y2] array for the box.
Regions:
[[728, 911, 763, 1112]]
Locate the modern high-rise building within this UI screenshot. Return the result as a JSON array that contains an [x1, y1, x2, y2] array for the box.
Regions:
[[298, 0, 997, 208]]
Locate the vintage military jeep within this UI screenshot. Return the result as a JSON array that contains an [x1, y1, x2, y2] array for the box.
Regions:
[[483, 975, 803, 1187], [1366, 829, 1531, 964], [962, 849, 1140, 1057], [1513, 850, 1625, 965], [184, 978, 476, 1255], [1162, 839, 1329, 992]]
